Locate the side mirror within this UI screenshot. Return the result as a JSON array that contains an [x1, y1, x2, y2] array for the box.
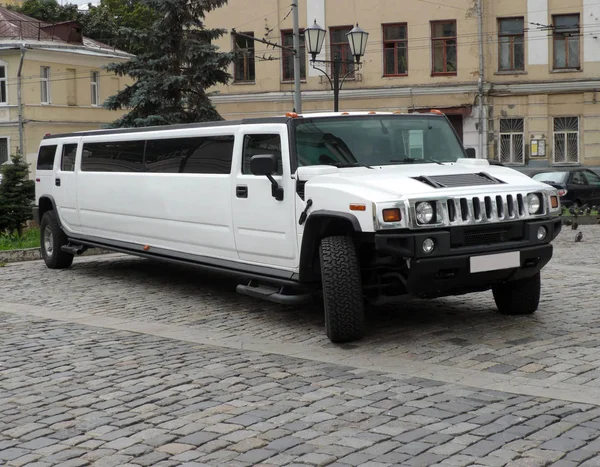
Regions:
[[250, 154, 277, 176], [465, 148, 476, 159], [250, 154, 284, 201]]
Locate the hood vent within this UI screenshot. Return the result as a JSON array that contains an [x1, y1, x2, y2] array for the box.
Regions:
[[412, 172, 505, 189]]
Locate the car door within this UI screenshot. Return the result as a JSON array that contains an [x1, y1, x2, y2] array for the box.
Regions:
[[53, 138, 81, 231], [568, 170, 594, 206], [231, 126, 299, 270], [583, 170, 600, 205]]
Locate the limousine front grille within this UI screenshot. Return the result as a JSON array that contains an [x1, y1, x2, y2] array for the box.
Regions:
[[446, 194, 525, 223], [405, 191, 549, 229]]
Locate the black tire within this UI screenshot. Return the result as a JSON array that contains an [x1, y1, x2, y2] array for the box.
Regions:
[[40, 210, 74, 269], [492, 272, 540, 315], [319, 235, 365, 343]]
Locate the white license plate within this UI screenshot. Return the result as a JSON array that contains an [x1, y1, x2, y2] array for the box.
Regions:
[[470, 251, 520, 273]]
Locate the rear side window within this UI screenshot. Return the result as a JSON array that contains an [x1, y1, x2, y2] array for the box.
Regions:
[[145, 135, 234, 174], [61, 144, 78, 171], [242, 134, 282, 175], [81, 141, 145, 172], [37, 145, 57, 170]]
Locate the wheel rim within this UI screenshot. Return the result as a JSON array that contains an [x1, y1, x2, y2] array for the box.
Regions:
[[43, 225, 54, 256]]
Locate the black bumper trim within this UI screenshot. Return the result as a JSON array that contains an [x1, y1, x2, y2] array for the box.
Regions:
[[375, 218, 562, 259], [404, 243, 552, 298]]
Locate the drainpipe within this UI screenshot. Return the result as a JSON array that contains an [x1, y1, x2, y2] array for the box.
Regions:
[[477, 0, 484, 159], [17, 43, 26, 157]]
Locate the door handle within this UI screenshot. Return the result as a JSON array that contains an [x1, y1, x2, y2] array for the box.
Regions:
[[236, 185, 248, 198], [55, 178, 61, 187]]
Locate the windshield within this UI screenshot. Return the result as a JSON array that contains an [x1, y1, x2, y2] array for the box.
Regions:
[[532, 172, 567, 183], [294, 115, 465, 167]]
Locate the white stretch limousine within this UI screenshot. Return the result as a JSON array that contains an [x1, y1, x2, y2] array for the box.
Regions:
[[34, 111, 562, 343]]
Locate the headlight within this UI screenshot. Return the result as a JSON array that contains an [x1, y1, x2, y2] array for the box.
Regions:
[[526, 193, 542, 215], [416, 202, 435, 224]]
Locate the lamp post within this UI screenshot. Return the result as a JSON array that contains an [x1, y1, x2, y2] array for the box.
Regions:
[[304, 21, 369, 112]]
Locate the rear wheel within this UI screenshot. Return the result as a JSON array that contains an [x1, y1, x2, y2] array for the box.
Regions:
[[40, 210, 73, 269], [492, 272, 540, 315], [319, 235, 365, 343]]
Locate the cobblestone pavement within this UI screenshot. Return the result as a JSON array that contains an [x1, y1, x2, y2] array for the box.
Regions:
[[1, 225, 600, 465]]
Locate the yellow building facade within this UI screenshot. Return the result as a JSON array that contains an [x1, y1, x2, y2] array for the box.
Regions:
[[0, 7, 133, 170], [206, 0, 600, 167]]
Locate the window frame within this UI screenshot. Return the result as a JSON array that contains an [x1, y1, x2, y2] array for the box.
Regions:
[[330, 25, 355, 79], [553, 116, 580, 164], [431, 20, 458, 76], [0, 64, 7, 104], [90, 71, 100, 107], [498, 118, 525, 165], [281, 29, 306, 82], [552, 14, 580, 70], [233, 31, 256, 83], [382, 23, 408, 77], [497, 17, 525, 72], [0, 136, 8, 164], [40, 66, 51, 104]]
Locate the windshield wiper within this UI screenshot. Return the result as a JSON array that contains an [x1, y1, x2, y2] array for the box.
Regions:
[[332, 162, 374, 169], [388, 158, 444, 165]]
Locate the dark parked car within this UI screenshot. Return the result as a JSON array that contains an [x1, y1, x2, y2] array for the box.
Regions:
[[531, 168, 600, 208]]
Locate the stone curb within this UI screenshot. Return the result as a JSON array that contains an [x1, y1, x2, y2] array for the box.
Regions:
[[0, 247, 111, 264]]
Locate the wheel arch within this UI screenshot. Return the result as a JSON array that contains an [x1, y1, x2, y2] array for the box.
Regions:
[[38, 195, 58, 224], [298, 210, 362, 283]]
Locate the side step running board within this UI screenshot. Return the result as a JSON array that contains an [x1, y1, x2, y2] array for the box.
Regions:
[[61, 244, 88, 255], [236, 281, 316, 305]]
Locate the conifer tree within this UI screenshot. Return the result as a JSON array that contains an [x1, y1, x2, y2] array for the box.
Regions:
[[0, 155, 35, 236], [104, 0, 233, 127]]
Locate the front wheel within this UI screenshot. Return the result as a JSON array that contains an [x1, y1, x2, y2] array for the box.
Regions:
[[40, 211, 74, 269], [492, 272, 540, 315], [319, 235, 365, 343]]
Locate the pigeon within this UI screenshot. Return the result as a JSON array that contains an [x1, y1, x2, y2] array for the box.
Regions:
[[564, 219, 572, 226], [575, 231, 583, 242], [572, 220, 578, 230]]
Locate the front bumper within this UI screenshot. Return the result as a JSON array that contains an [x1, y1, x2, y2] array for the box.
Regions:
[[374, 218, 561, 298]]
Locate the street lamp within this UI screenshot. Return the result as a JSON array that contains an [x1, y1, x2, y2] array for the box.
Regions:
[[304, 20, 369, 112]]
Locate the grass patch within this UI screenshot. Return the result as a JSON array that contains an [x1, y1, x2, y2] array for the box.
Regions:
[[0, 228, 40, 251]]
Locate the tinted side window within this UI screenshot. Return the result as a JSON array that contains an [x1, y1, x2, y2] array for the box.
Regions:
[[145, 136, 234, 174], [37, 145, 57, 170], [570, 171, 587, 185], [81, 141, 144, 172], [242, 134, 282, 175], [61, 144, 78, 171], [584, 170, 600, 184]]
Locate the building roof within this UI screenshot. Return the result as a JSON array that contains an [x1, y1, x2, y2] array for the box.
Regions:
[[0, 6, 131, 58]]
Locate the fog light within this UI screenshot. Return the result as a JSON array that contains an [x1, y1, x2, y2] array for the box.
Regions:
[[537, 226, 547, 241], [422, 238, 435, 254]]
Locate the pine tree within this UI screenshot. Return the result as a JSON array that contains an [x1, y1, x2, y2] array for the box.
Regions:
[[0, 154, 35, 236], [104, 0, 234, 127]]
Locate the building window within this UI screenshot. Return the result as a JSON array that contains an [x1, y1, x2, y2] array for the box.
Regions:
[[281, 30, 306, 81], [553, 14, 580, 69], [0, 65, 6, 104], [40, 66, 51, 104], [431, 21, 457, 75], [91, 71, 99, 106], [498, 118, 524, 164], [234, 32, 255, 82], [330, 26, 354, 78], [554, 117, 579, 163], [383, 23, 408, 76], [498, 18, 524, 71], [0, 137, 8, 164]]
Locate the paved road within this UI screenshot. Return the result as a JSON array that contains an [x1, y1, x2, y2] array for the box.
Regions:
[[1, 225, 600, 466]]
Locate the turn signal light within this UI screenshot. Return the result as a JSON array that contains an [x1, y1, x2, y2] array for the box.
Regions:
[[349, 203, 366, 211], [143, 245, 150, 251], [383, 208, 401, 222], [551, 196, 559, 208]]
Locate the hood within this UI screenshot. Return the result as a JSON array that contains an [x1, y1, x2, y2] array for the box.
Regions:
[[299, 161, 549, 200]]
